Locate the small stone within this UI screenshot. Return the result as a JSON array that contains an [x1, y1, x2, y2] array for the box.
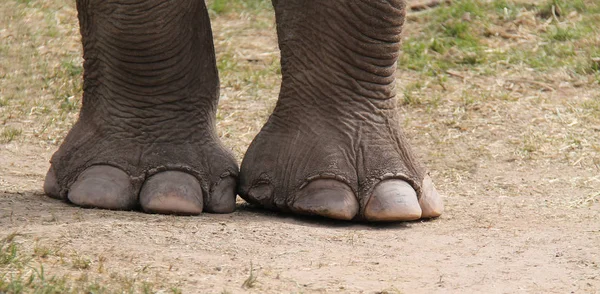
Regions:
[[462, 12, 471, 22]]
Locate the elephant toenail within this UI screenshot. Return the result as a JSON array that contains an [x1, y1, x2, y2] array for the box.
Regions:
[[419, 175, 444, 218], [68, 165, 137, 210], [205, 177, 237, 214], [247, 183, 274, 205], [364, 179, 422, 222], [44, 167, 62, 200], [140, 171, 204, 215], [291, 179, 358, 220]]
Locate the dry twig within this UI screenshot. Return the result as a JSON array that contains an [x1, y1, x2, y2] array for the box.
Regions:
[[409, 0, 452, 11], [446, 70, 466, 81], [505, 79, 555, 92]]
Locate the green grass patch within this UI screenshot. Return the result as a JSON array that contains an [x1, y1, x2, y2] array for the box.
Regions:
[[0, 234, 181, 293], [1, 127, 23, 143], [217, 49, 280, 95], [580, 97, 600, 114], [400, 0, 600, 75], [32, 244, 54, 259], [536, 0, 597, 18], [71, 255, 91, 270], [207, 0, 271, 15], [60, 59, 83, 78], [546, 25, 580, 42]]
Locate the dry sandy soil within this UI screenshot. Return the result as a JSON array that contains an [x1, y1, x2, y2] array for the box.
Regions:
[[1, 0, 599, 293]]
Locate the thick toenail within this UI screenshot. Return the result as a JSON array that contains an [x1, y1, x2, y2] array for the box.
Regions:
[[44, 167, 62, 199], [140, 171, 203, 215], [364, 179, 421, 222], [291, 179, 358, 220], [68, 165, 137, 210], [247, 183, 274, 205], [205, 177, 236, 213], [419, 175, 444, 218]]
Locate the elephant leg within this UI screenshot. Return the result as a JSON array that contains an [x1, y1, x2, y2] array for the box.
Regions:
[[239, 0, 443, 221], [44, 0, 238, 214]]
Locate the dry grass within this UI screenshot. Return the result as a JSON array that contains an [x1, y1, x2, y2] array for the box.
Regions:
[[1, 232, 182, 293], [398, 0, 599, 177], [0, 0, 82, 146]]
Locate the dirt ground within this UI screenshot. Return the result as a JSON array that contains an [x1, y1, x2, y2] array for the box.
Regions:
[[1, 0, 599, 293]]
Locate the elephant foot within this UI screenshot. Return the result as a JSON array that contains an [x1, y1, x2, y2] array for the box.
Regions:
[[45, 0, 238, 215], [238, 110, 444, 222], [239, 0, 443, 222], [45, 148, 237, 215]]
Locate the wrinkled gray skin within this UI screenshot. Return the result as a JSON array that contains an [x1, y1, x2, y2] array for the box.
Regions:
[[44, 0, 443, 221]]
